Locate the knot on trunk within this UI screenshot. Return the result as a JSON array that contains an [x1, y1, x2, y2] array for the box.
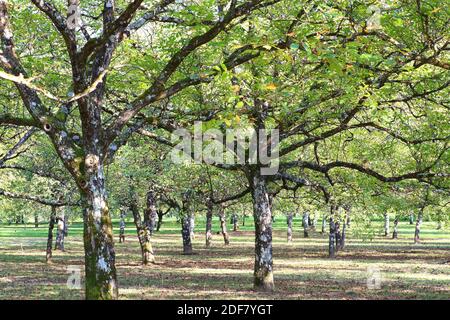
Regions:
[[85, 154, 100, 172]]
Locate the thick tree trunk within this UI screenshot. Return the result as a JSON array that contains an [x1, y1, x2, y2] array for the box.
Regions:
[[392, 218, 398, 239], [205, 200, 213, 247], [181, 215, 193, 254], [302, 212, 309, 237], [81, 178, 118, 300], [46, 206, 56, 263], [250, 172, 274, 292], [287, 213, 293, 243], [130, 201, 155, 265], [219, 205, 230, 245], [414, 211, 423, 244], [384, 212, 390, 236], [144, 190, 158, 236]]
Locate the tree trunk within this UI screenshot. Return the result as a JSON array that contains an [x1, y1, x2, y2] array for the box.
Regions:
[[130, 201, 155, 265], [437, 220, 442, 230], [250, 172, 274, 292], [312, 213, 318, 229], [119, 211, 125, 243], [287, 213, 293, 243], [156, 210, 163, 231], [219, 205, 230, 245], [46, 206, 56, 263], [340, 219, 346, 249], [335, 222, 341, 253], [63, 215, 68, 236], [181, 215, 193, 254], [232, 214, 238, 231], [55, 215, 65, 251], [205, 200, 213, 247], [329, 206, 337, 258], [414, 211, 423, 244], [82, 181, 118, 300], [392, 218, 398, 239], [144, 190, 158, 236], [34, 214, 39, 228], [302, 212, 309, 237], [384, 212, 389, 236], [322, 214, 326, 233]]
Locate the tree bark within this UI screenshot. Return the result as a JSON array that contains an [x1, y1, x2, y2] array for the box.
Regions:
[[81, 178, 118, 300], [46, 206, 56, 263], [205, 199, 213, 247], [392, 217, 398, 239], [55, 214, 65, 251], [219, 204, 230, 245], [181, 215, 193, 254], [384, 212, 390, 236], [119, 210, 126, 243], [329, 204, 337, 258], [232, 214, 238, 231], [130, 201, 155, 265], [250, 172, 274, 292], [340, 219, 346, 249], [335, 222, 341, 253], [414, 211, 423, 244], [302, 212, 309, 237], [312, 213, 318, 229], [322, 213, 327, 233], [34, 213, 39, 228], [144, 190, 158, 236], [287, 213, 293, 243], [156, 210, 164, 231]]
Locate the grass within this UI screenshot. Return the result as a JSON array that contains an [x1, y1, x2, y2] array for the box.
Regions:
[[0, 216, 449, 300]]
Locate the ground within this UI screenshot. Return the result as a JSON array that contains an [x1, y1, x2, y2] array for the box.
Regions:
[[0, 216, 449, 300]]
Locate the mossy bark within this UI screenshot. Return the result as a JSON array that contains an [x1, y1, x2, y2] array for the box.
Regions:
[[46, 206, 56, 263], [250, 171, 274, 292], [81, 164, 118, 300], [130, 201, 155, 265]]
